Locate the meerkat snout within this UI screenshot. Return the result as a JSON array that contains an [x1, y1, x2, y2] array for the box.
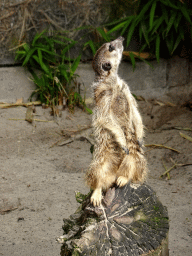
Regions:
[[116, 36, 124, 41]]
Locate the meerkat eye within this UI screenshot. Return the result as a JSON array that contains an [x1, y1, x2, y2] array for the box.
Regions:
[[102, 62, 112, 71], [109, 45, 115, 52]]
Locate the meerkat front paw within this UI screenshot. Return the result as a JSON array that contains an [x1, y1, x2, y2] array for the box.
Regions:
[[117, 176, 129, 187], [90, 188, 102, 207], [122, 146, 129, 155]]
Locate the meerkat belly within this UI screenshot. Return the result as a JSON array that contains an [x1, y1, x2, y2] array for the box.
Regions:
[[112, 92, 130, 126]]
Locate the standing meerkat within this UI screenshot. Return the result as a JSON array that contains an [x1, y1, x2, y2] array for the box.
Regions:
[[86, 37, 147, 207]]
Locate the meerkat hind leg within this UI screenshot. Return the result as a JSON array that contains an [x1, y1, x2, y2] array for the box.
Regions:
[[90, 188, 102, 207], [116, 176, 129, 187]]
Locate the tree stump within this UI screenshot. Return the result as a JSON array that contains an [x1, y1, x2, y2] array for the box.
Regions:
[[60, 183, 169, 256]]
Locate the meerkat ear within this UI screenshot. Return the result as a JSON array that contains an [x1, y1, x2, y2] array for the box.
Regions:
[[102, 62, 112, 71]]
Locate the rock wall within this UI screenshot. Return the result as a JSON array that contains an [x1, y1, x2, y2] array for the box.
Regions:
[[1, 56, 192, 103]]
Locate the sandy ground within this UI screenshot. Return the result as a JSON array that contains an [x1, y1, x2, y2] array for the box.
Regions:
[[0, 99, 192, 256]]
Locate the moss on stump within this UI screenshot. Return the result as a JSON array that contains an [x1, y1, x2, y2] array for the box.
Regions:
[[60, 184, 169, 256]]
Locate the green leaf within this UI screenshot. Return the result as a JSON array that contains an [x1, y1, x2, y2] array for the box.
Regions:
[[32, 30, 47, 46], [22, 48, 37, 66], [156, 34, 160, 62], [85, 107, 93, 114], [141, 21, 149, 46], [178, 25, 185, 40], [121, 16, 134, 35], [104, 17, 128, 27], [150, 1, 157, 30], [22, 43, 30, 52], [107, 21, 127, 34], [84, 40, 96, 55], [139, 25, 143, 41], [56, 35, 77, 43], [151, 16, 164, 34], [129, 52, 136, 71], [139, 42, 148, 53], [161, 4, 169, 24], [180, 5, 192, 25], [171, 35, 182, 54], [15, 51, 26, 61], [137, 55, 154, 68], [126, 19, 137, 47], [137, 0, 154, 20], [38, 49, 50, 74], [33, 55, 40, 65], [166, 11, 177, 36], [52, 39, 67, 45], [174, 12, 182, 31], [61, 41, 77, 60], [15, 50, 26, 56], [41, 35, 54, 50], [161, 0, 179, 9], [37, 47, 58, 56], [167, 0, 179, 9], [29, 68, 40, 83], [60, 69, 69, 83], [166, 31, 174, 54], [96, 27, 110, 41], [70, 54, 81, 77]]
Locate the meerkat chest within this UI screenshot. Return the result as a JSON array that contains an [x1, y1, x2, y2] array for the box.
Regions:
[[112, 86, 130, 118]]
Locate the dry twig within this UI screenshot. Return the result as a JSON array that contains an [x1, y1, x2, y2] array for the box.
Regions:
[[0, 101, 41, 109], [0, 207, 18, 215], [161, 158, 192, 178], [179, 132, 192, 142], [145, 144, 180, 153], [0, 11, 15, 21]]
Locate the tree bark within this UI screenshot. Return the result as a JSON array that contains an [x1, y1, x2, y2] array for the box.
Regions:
[[60, 183, 169, 256]]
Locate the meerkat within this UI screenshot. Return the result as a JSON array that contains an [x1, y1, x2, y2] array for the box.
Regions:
[[86, 36, 147, 207]]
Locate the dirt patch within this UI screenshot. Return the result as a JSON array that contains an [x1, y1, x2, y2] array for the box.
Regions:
[[0, 102, 192, 255]]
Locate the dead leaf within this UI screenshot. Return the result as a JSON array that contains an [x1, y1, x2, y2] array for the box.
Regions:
[[15, 98, 24, 104], [179, 132, 192, 142], [145, 144, 180, 153]]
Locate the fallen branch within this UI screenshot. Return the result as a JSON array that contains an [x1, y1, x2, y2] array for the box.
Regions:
[[179, 132, 192, 142], [162, 160, 171, 179], [0, 101, 41, 109], [145, 144, 180, 153]]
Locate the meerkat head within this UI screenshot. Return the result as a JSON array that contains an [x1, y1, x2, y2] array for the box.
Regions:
[[92, 36, 124, 78]]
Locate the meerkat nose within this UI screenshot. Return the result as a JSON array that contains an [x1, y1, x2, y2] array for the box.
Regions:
[[117, 36, 124, 41]]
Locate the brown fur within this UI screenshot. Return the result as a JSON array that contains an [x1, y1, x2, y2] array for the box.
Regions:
[[86, 37, 147, 206]]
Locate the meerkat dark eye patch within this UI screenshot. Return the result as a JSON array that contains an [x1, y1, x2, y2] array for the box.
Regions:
[[109, 45, 115, 52], [102, 62, 112, 71]]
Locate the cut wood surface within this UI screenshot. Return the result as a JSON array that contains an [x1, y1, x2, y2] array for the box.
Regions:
[[60, 183, 169, 256]]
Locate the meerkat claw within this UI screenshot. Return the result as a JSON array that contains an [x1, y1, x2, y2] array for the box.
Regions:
[[117, 176, 129, 187], [122, 146, 129, 155], [90, 188, 102, 207]]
